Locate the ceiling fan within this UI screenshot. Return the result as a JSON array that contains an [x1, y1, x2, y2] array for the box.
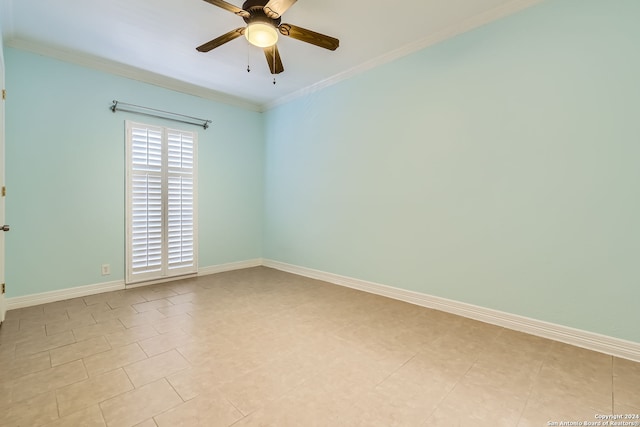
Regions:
[[196, 0, 339, 75]]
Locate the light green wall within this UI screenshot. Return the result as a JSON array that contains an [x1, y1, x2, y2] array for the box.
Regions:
[[264, 0, 640, 342], [4, 0, 640, 344], [0, 21, 4, 67], [4, 48, 264, 297]]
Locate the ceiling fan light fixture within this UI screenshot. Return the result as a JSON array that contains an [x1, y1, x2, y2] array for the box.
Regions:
[[245, 22, 279, 47]]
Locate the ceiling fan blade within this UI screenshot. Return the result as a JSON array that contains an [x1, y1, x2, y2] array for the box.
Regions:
[[263, 0, 297, 19], [264, 45, 284, 74], [196, 28, 245, 52], [279, 24, 339, 51], [201, 0, 249, 18]]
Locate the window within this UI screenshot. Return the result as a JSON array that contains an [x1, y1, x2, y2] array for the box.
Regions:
[[126, 121, 197, 284]]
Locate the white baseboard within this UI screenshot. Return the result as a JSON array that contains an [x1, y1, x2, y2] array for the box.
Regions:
[[5, 259, 263, 310], [262, 259, 640, 362], [7, 258, 639, 362], [6, 280, 126, 310], [124, 273, 198, 289], [198, 258, 263, 276]]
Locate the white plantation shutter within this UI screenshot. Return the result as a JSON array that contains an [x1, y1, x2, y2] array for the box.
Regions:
[[130, 127, 163, 277], [131, 174, 163, 274], [126, 121, 198, 284], [167, 131, 195, 271]]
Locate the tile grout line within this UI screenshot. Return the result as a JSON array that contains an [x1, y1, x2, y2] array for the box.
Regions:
[[374, 351, 419, 390], [153, 378, 186, 421], [97, 393, 109, 426], [5, 269, 640, 425], [421, 338, 491, 423], [54, 385, 61, 423], [514, 359, 543, 426], [611, 356, 614, 413], [226, 396, 247, 418], [53, 353, 91, 422]]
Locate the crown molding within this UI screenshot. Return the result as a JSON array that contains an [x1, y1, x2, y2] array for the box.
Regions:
[[3, 0, 544, 113], [4, 37, 263, 113], [263, 0, 544, 111]]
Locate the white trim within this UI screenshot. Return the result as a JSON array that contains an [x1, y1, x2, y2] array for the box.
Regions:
[[113, 259, 263, 289], [8, 257, 638, 362], [262, 259, 640, 362], [125, 121, 199, 285], [198, 258, 263, 276], [3, 38, 262, 113], [4, 259, 263, 307], [0, 25, 6, 324], [124, 273, 198, 289], [265, 0, 544, 110], [4, 0, 542, 113], [6, 280, 125, 310]]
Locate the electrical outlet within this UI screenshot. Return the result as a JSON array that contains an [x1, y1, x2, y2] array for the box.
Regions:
[[101, 264, 110, 276]]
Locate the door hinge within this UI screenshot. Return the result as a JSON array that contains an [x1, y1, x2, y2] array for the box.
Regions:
[[1, 186, 5, 197], [1, 89, 5, 100], [1, 283, 5, 294]]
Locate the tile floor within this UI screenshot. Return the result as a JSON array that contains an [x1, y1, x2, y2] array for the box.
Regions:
[[0, 267, 639, 426]]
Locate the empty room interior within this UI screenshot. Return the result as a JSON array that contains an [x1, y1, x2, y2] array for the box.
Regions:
[[1, 0, 639, 425]]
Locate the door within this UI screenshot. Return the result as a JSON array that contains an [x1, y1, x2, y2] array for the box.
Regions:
[[125, 121, 197, 285], [0, 47, 6, 323]]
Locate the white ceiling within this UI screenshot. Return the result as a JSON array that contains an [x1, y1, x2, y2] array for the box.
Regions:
[[0, 0, 541, 111]]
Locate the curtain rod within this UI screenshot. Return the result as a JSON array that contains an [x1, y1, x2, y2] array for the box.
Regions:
[[110, 100, 212, 130]]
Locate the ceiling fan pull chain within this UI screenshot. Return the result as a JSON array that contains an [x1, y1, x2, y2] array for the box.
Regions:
[[272, 47, 276, 84], [247, 41, 251, 72]]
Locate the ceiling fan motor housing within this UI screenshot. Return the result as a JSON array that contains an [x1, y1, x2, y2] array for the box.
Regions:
[[196, 0, 339, 74], [242, 0, 282, 26]]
